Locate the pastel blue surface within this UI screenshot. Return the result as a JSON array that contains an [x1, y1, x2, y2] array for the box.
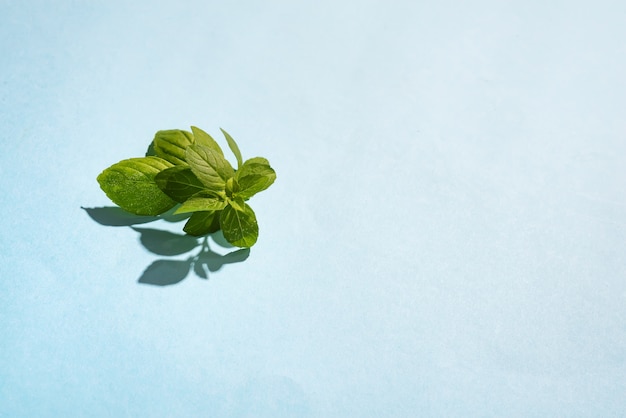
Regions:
[[1, 1, 625, 416]]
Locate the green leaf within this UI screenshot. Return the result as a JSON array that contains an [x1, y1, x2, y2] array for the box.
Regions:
[[234, 157, 276, 199], [154, 166, 205, 203], [185, 144, 235, 192], [220, 203, 258, 247], [145, 141, 156, 157], [220, 128, 243, 168], [153, 130, 194, 165], [97, 157, 176, 216], [228, 196, 246, 212], [225, 177, 240, 198], [183, 211, 221, 236], [174, 191, 227, 214], [191, 126, 224, 157]]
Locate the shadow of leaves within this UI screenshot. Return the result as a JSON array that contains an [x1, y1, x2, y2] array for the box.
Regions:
[[194, 248, 250, 278], [83, 206, 250, 286]]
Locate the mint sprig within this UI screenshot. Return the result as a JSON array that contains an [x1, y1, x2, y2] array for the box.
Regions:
[[97, 127, 276, 248]]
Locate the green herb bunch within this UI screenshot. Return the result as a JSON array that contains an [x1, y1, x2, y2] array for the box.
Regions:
[[97, 127, 276, 248]]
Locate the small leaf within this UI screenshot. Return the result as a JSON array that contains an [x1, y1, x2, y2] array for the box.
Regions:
[[145, 141, 157, 157], [235, 157, 276, 199], [191, 126, 224, 157], [220, 128, 243, 168], [183, 211, 221, 236], [153, 130, 194, 165], [228, 196, 246, 212], [236, 174, 275, 200], [220, 203, 258, 247], [155, 166, 205, 203], [225, 177, 240, 198], [138, 259, 191, 286], [97, 157, 176, 216], [236, 157, 275, 177], [185, 144, 235, 192], [242, 157, 270, 166], [174, 191, 227, 214]]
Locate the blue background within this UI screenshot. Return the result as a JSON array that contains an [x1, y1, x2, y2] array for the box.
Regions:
[[1, 0, 625, 416]]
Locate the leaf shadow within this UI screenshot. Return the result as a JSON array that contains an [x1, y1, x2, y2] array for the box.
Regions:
[[131, 227, 199, 256], [82, 206, 157, 226], [134, 227, 250, 286], [82, 206, 190, 226], [83, 206, 250, 286], [138, 259, 192, 286]]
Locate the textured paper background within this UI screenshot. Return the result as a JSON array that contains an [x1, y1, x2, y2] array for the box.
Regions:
[[1, 1, 625, 416]]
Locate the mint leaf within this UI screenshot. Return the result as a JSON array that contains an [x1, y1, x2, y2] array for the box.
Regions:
[[145, 141, 157, 157], [185, 144, 235, 192], [155, 166, 205, 203], [235, 157, 276, 199], [220, 128, 243, 168], [95, 126, 276, 248], [183, 211, 221, 236], [220, 203, 258, 247], [174, 191, 227, 215], [153, 130, 194, 165], [236, 157, 272, 174], [191, 126, 224, 157], [97, 156, 176, 216], [228, 196, 246, 212], [225, 177, 240, 198]]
